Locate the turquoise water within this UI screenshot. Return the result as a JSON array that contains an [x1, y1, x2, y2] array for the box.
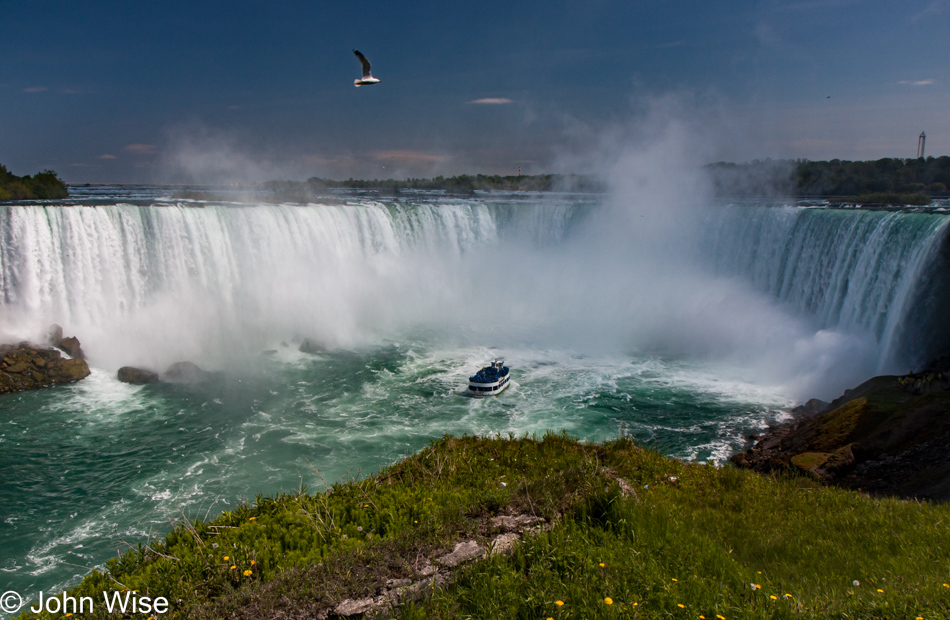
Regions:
[[1, 340, 789, 601]]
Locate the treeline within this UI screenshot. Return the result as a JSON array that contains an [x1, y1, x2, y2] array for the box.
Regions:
[[0, 164, 68, 200], [263, 173, 603, 197], [707, 156, 950, 199]]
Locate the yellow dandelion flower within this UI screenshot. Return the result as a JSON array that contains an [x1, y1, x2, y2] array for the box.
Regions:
[[677, 603, 685, 608], [916, 617, 923, 620], [877, 589, 884, 593], [249, 517, 256, 521], [251, 560, 256, 565], [599, 562, 605, 567], [230, 565, 236, 570], [944, 583, 949, 588], [223, 556, 229, 561], [548, 618, 554, 620], [717, 616, 726, 620], [555, 600, 564, 607], [66, 615, 73, 618], [672, 578, 678, 582], [243, 569, 252, 576], [784, 594, 793, 598], [770, 595, 777, 600], [605, 597, 613, 605], [364, 504, 369, 507], [700, 616, 706, 619], [414, 520, 418, 523], [633, 602, 638, 606], [755, 584, 761, 590]]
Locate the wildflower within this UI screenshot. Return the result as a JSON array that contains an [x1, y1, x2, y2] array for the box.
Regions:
[[599, 562, 605, 567], [364, 504, 369, 507], [700, 616, 706, 619], [357, 526, 363, 532], [414, 520, 418, 523], [677, 603, 685, 608], [555, 600, 564, 607], [770, 595, 777, 600], [853, 580, 860, 586], [672, 578, 678, 582], [224, 556, 229, 561], [230, 565, 236, 570], [944, 583, 950, 588], [605, 597, 613, 605], [784, 594, 793, 598], [717, 616, 726, 620], [250, 560, 256, 565], [243, 570, 252, 576], [877, 589, 884, 593], [757, 571, 761, 574], [249, 517, 256, 521]]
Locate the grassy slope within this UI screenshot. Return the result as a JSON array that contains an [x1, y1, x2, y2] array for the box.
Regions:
[[21, 435, 950, 619]]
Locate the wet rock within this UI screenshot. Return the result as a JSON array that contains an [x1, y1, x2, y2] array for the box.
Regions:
[[118, 366, 160, 385], [299, 339, 326, 354], [46, 324, 63, 346], [0, 343, 90, 394], [58, 336, 85, 359], [163, 361, 211, 383]]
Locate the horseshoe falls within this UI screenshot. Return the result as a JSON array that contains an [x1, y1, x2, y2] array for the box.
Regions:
[[1, 187, 949, 600]]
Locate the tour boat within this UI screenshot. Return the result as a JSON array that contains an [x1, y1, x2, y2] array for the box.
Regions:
[[468, 359, 510, 396]]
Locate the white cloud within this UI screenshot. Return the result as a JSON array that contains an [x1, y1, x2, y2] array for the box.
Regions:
[[898, 79, 935, 86], [125, 143, 158, 155], [469, 98, 513, 105]]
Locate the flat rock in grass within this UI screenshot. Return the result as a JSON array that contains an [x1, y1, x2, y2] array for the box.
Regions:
[[489, 532, 520, 555], [436, 540, 485, 567], [491, 514, 544, 530], [334, 597, 377, 617]]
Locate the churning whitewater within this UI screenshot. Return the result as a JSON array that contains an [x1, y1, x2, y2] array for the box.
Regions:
[[1, 187, 949, 600]]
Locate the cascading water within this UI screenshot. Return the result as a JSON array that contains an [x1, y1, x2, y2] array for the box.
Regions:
[[699, 205, 950, 371]]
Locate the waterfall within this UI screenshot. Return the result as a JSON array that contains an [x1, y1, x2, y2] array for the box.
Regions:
[[700, 205, 950, 370], [0, 199, 583, 367], [2, 198, 948, 374]]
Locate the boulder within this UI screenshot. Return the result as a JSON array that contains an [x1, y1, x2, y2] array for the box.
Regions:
[[118, 366, 160, 385], [0, 343, 90, 394], [299, 339, 326, 354], [46, 324, 64, 346], [163, 361, 211, 383], [58, 336, 85, 359]]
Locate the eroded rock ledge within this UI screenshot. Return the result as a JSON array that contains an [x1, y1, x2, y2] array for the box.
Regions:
[[731, 367, 950, 501], [0, 342, 90, 394]]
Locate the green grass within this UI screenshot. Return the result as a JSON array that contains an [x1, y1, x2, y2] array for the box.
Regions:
[[20, 435, 950, 619]]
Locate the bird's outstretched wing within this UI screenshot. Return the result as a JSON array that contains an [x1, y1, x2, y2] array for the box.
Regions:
[[353, 49, 373, 79]]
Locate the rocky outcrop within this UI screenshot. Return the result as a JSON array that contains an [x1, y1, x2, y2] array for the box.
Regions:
[[163, 361, 213, 383], [0, 343, 90, 394], [299, 339, 326, 354], [46, 323, 86, 359], [118, 366, 160, 384], [732, 371, 950, 500]]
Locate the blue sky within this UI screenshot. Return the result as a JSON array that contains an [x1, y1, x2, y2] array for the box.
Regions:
[[1, 0, 948, 183]]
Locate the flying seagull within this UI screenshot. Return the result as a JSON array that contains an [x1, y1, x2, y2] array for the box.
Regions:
[[353, 49, 381, 87]]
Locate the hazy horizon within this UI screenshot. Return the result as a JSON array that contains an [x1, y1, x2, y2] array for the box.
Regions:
[[1, 1, 948, 184]]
